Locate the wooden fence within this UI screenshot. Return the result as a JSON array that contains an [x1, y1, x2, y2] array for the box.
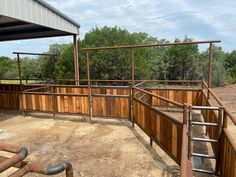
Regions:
[[133, 87, 185, 165], [219, 128, 236, 177], [0, 84, 129, 118], [0, 82, 236, 177], [194, 82, 236, 177], [147, 88, 201, 107]]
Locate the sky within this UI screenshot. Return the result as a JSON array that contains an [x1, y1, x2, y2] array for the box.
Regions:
[[1, 0, 236, 58]]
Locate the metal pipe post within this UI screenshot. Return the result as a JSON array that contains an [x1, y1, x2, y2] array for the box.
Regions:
[[17, 53, 22, 87], [86, 52, 92, 123], [73, 35, 79, 85], [208, 43, 213, 99], [131, 47, 135, 127]]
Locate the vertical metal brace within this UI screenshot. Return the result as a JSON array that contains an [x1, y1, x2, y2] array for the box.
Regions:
[[215, 107, 223, 175], [207, 43, 213, 99], [73, 35, 79, 85], [17, 53, 25, 116], [131, 47, 135, 127], [52, 86, 56, 117], [188, 106, 192, 160], [149, 94, 153, 147], [86, 51, 92, 123]]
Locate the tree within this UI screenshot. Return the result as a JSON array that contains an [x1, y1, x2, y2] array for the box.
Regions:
[[225, 50, 236, 82], [199, 45, 227, 86], [40, 44, 67, 80], [54, 40, 87, 81], [82, 26, 159, 80], [160, 37, 199, 80], [21, 57, 42, 80], [0, 56, 15, 80]]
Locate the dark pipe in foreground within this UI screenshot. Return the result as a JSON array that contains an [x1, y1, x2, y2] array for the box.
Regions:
[[31, 162, 73, 177]]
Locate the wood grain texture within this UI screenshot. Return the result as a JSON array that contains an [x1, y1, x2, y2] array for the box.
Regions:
[[219, 129, 236, 177], [133, 98, 183, 164], [147, 89, 201, 107]]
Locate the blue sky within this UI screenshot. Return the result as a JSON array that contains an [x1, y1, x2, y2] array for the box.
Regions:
[[1, 0, 236, 58]]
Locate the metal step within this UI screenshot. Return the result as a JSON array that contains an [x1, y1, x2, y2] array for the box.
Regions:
[[191, 137, 218, 143], [191, 106, 222, 110], [191, 121, 218, 127], [192, 168, 215, 174], [190, 153, 216, 159]]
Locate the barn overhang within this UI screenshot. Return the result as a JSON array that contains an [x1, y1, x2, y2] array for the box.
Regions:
[[0, 0, 80, 42]]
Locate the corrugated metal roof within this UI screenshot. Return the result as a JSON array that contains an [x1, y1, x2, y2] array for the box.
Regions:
[[0, 0, 80, 41], [36, 0, 80, 28]]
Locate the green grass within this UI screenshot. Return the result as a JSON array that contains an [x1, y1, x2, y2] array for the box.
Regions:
[[0, 80, 39, 84]]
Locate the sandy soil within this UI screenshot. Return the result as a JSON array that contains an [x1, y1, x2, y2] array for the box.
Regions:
[[0, 110, 179, 177], [213, 84, 236, 143]]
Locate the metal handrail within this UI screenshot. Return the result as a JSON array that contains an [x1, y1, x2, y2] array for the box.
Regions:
[[133, 87, 184, 108]]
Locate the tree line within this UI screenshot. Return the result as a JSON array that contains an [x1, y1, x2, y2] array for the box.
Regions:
[[0, 26, 236, 86]]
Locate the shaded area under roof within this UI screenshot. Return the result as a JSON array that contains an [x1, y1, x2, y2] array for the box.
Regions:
[[0, 0, 80, 42]]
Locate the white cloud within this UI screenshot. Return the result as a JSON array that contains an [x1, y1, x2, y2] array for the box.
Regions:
[[0, 0, 235, 57]]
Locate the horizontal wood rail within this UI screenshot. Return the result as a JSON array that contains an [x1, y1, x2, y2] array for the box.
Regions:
[[133, 97, 183, 126]]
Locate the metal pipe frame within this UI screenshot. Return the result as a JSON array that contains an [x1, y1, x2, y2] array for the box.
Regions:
[[0, 143, 28, 173], [13, 52, 56, 56], [73, 34, 79, 85], [86, 51, 92, 123], [0, 143, 73, 177], [3, 161, 74, 177], [208, 43, 213, 99], [133, 87, 184, 108], [82, 40, 221, 51]]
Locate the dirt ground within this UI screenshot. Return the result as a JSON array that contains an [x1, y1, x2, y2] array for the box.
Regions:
[[213, 84, 236, 143], [0, 110, 180, 177]]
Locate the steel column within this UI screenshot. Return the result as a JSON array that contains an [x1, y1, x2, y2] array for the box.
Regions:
[[86, 51, 92, 122], [17, 53, 22, 86], [131, 47, 135, 127], [73, 35, 79, 85], [208, 43, 213, 99]]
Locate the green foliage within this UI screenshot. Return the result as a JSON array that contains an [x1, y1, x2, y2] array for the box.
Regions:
[[82, 26, 158, 80], [55, 44, 74, 79], [21, 57, 43, 80], [40, 44, 67, 80], [161, 37, 199, 80], [0, 56, 12, 79], [199, 46, 227, 87], [0, 26, 235, 87]]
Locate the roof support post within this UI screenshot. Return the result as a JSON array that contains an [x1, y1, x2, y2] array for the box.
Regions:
[[73, 34, 79, 85], [207, 43, 213, 99]]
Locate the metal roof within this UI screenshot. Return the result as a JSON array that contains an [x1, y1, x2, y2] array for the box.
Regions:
[[0, 0, 80, 42], [36, 0, 80, 28]]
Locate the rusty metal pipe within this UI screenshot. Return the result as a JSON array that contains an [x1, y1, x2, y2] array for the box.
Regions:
[[30, 162, 73, 177], [134, 87, 184, 108], [82, 40, 221, 51], [9, 164, 31, 177], [0, 147, 28, 172], [0, 156, 27, 169]]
